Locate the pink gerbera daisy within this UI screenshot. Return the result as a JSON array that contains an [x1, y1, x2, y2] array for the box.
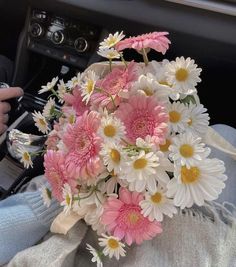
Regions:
[[101, 187, 162, 245], [116, 32, 171, 55], [44, 150, 77, 201], [63, 111, 103, 183], [90, 62, 138, 110], [115, 94, 169, 144], [63, 86, 89, 116]]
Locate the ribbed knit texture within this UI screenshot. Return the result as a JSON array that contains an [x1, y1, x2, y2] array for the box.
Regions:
[[0, 190, 61, 265]]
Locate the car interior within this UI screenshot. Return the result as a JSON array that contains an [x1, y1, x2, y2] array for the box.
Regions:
[[0, 0, 235, 199]]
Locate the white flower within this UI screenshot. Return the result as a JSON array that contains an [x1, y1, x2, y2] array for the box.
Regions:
[[100, 143, 124, 174], [86, 244, 103, 267], [120, 150, 160, 192], [98, 115, 126, 143], [97, 48, 121, 59], [40, 186, 52, 208], [140, 184, 177, 221], [158, 133, 177, 157], [167, 102, 189, 133], [17, 147, 33, 168], [66, 72, 83, 89], [42, 97, 56, 118], [39, 76, 58, 94], [169, 131, 211, 168], [61, 183, 73, 214], [63, 107, 77, 124], [104, 175, 128, 195], [187, 103, 210, 136], [81, 70, 98, 104], [165, 57, 202, 96], [99, 31, 125, 49], [32, 111, 50, 134], [57, 79, 67, 103], [136, 135, 157, 152], [167, 158, 227, 209], [98, 234, 126, 260]]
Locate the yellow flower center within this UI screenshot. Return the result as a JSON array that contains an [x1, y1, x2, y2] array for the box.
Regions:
[[39, 118, 46, 126], [66, 194, 71, 205], [133, 158, 147, 169], [169, 111, 181, 123], [179, 144, 194, 158], [151, 192, 162, 204], [175, 68, 189, 82], [108, 238, 119, 249], [181, 166, 200, 184], [86, 80, 94, 93], [108, 37, 117, 46], [160, 139, 171, 152], [23, 152, 30, 161], [188, 118, 193, 126], [69, 115, 75, 124], [104, 125, 116, 137], [143, 87, 153, 96], [128, 212, 140, 224], [110, 149, 121, 163]]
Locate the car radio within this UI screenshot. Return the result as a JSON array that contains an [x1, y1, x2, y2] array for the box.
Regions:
[[27, 9, 101, 68]]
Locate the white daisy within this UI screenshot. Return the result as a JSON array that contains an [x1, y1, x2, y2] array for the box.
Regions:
[[165, 57, 202, 96], [136, 135, 157, 152], [99, 31, 125, 49], [97, 47, 121, 59], [169, 131, 211, 168], [17, 147, 33, 168], [57, 79, 67, 103], [166, 158, 227, 209], [32, 111, 50, 134], [86, 244, 103, 267], [100, 143, 124, 174], [120, 150, 160, 192], [158, 133, 177, 157], [187, 103, 210, 136], [140, 183, 177, 221], [167, 102, 189, 133], [42, 97, 56, 118], [66, 72, 83, 89], [98, 115, 126, 143], [39, 76, 58, 94], [63, 107, 77, 124], [81, 70, 98, 104], [98, 234, 126, 260], [40, 186, 52, 208], [61, 183, 73, 214], [131, 73, 159, 97]]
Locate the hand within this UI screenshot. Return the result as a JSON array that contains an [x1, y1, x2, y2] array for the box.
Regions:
[[0, 87, 23, 134]]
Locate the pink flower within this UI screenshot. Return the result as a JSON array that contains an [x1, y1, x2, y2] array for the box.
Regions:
[[116, 32, 170, 54], [63, 86, 89, 116], [115, 94, 169, 144], [101, 187, 162, 245], [90, 62, 138, 110], [44, 150, 77, 201], [45, 130, 60, 150], [63, 111, 104, 183]]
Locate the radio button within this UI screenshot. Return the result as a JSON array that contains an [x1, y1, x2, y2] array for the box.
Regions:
[[74, 37, 88, 53], [51, 30, 65, 45]]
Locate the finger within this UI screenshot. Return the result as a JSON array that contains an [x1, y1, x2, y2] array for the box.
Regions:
[[0, 124, 7, 134], [0, 102, 11, 113], [0, 87, 24, 101], [0, 114, 9, 124]]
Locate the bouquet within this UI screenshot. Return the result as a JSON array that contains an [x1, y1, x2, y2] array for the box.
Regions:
[[21, 31, 227, 266]]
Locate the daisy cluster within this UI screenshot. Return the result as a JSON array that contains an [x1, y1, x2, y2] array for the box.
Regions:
[[26, 31, 227, 266]]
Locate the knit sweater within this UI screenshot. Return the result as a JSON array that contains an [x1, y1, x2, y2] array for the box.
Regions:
[[0, 187, 60, 265]]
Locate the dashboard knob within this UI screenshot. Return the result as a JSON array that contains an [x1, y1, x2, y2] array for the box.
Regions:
[[30, 23, 43, 38], [74, 37, 88, 53], [51, 30, 65, 45]]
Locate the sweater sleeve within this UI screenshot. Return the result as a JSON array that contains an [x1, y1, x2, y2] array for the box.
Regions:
[[0, 190, 61, 265]]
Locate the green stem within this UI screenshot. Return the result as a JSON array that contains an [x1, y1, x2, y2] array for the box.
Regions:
[[109, 58, 112, 72], [120, 53, 127, 68], [51, 88, 60, 99], [142, 48, 149, 66]]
